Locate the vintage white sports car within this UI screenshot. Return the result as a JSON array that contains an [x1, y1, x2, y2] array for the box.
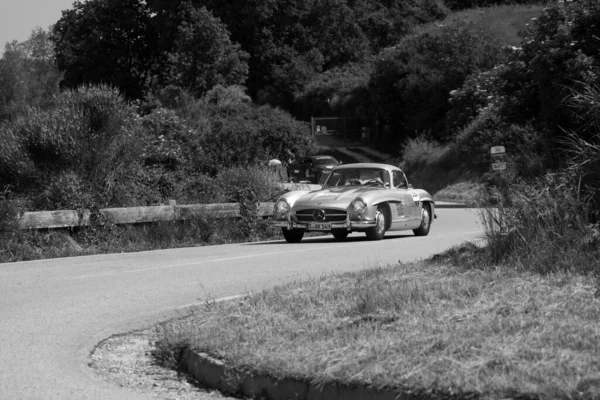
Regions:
[[272, 163, 436, 242]]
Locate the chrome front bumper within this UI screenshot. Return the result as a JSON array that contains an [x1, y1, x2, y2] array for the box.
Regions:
[[271, 219, 376, 231]]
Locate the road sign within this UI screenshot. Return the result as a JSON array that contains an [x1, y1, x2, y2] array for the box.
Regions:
[[490, 146, 506, 155], [492, 162, 507, 171]]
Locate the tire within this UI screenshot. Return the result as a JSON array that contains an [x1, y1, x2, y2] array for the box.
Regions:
[[413, 203, 432, 236], [365, 205, 387, 240], [331, 230, 349, 240], [282, 228, 304, 243]]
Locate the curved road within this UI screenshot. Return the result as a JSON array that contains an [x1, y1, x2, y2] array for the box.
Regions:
[[0, 207, 483, 400]]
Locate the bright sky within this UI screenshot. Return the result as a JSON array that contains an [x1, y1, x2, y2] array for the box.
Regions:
[[0, 0, 75, 50]]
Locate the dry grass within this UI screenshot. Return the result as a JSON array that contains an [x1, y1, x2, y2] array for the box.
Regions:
[[156, 260, 600, 399], [0, 216, 281, 263], [435, 181, 484, 204]]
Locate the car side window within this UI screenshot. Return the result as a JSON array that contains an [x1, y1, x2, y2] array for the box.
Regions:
[[393, 171, 408, 188]]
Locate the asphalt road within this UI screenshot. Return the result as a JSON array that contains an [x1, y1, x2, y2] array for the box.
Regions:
[[0, 207, 484, 400]]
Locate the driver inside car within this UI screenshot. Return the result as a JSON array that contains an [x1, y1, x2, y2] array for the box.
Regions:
[[359, 170, 383, 185]]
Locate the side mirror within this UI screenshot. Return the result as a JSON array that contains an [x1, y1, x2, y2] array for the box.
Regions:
[[408, 184, 413, 189]]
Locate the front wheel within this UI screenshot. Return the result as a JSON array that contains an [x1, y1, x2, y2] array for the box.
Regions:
[[413, 203, 432, 236], [365, 205, 387, 240], [282, 228, 304, 243]]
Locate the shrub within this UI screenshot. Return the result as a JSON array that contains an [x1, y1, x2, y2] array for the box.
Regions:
[[34, 171, 92, 210], [496, 0, 600, 144], [479, 170, 599, 274], [198, 102, 312, 174], [0, 187, 18, 233], [369, 18, 503, 143], [1, 85, 145, 209], [398, 134, 463, 194], [217, 166, 285, 203], [453, 107, 548, 177], [0, 122, 36, 186]]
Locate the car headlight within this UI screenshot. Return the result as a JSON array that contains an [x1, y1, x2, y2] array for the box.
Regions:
[[276, 199, 290, 214], [352, 199, 366, 213]]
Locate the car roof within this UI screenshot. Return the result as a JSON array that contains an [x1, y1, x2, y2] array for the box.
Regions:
[[310, 155, 336, 160], [332, 162, 401, 172]]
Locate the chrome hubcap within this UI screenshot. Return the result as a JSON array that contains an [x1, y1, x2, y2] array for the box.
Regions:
[[375, 211, 385, 233], [421, 208, 430, 230]]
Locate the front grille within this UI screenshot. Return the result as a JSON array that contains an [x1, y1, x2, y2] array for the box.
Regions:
[[295, 209, 347, 223]]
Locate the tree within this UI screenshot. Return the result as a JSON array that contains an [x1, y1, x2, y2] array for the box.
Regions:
[[0, 28, 62, 121], [52, 0, 157, 99], [147, 0, 445, 110], [165, 4, 249, 95], [369, 19, 503, 143], [497, 0, 600, 139]]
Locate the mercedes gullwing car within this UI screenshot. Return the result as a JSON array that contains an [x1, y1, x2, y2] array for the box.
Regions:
[[272, 163, 436, 243]]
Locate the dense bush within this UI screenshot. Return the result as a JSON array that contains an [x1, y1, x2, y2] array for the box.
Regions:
[[452, 107, 548, 177], [0, 28, 62, 122], [0, 85, 144, 209], [369, 18, 503, 143], [198, 102, 312, 175], [295, 60, 374, 122], [479, 169, 599, 275], [0, 187, 18, 233], [496, 0, 600, 143]]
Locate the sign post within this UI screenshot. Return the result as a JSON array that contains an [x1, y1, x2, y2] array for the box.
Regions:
[[490, 145, 506, 171], [490, 145, 508, 233]]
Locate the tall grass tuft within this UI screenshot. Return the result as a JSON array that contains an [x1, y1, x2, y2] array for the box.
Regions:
[[478, 168, 599, 275]]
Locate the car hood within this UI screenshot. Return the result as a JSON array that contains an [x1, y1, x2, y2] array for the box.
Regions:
[[293, 186, 384, 209]]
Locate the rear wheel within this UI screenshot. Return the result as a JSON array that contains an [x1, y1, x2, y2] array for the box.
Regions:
[[331, 230, 349, 240], [365, 205, 387, 240], [282, 228, 304, 243], [413, 203, 432, 236]]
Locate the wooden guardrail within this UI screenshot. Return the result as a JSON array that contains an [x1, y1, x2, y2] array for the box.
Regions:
[[18, 202, 276, 230], [16, 183, 322, 230]]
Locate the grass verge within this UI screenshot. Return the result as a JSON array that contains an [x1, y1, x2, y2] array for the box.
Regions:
[[0, 216, 281, 263], [154, 251, 600, 399]]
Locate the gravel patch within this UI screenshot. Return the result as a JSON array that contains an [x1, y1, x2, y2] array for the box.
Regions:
[[90, 328, 241, 400]]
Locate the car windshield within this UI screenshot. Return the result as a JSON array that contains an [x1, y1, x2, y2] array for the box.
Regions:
[[312, 157, 338, 166], [323, 168, 388, 188]]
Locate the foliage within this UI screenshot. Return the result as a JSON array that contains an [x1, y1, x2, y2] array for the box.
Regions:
[[141, 107, 194, 169], [0, 28, 62, 121], [443, 0, 544, 11], [563, 82, 600, 218], [52, 0, 157, 99], [0, 213, 283, 263], [0, 187, 18, 233], [295, 60, 375, 121], [146, 0, 448, 109], [217, 166, 286, 203], [496, 0, 600, 143], [398, 134, 465, 195], [203, 85, 252, 107], [0, 85, 144, 209], [35, 171, 92, 210], [452, 107, 548, 177], [369, 18, 503, 143], [197, 102, 312, 175], [479, 170, 599, 275], [165, 4, 249, 95]]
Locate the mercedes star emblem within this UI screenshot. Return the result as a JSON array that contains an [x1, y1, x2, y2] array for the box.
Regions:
[[313, 209, 326, 221]]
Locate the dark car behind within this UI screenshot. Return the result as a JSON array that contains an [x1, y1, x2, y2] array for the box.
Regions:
[[290, 155, 340, 184]]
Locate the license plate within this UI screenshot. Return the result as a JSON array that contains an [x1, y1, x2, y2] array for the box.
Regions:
[[308, 222, 331, 231]]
